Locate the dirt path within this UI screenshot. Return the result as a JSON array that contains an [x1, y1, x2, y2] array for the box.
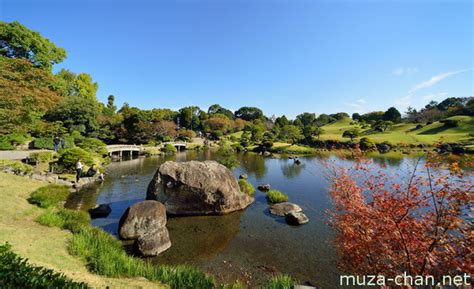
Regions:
[[0, 149, 51, 160]]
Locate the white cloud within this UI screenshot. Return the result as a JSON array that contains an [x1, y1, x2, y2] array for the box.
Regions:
[[345, 98, 368, 113], [421, 92, 448, 101], [409, 68, 470, 93]]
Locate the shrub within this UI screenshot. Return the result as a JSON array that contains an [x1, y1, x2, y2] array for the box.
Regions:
[[0, 134, 28, 150], [210, 130, 224, 140], [264, 275, 295, 289], [238, 179, 255, 196], [266, 190, 289, 203], [231, 143, 245, 152], [29, 151, 55, 164], [76, 138, 107, 155], [0, 243, 88, 288], [162, 144, 177, 154], [440, 119, 460, 128], [216, 141, 239, 169], [359, 137, 376, 151], [56, 147, 94, 172], [32, 137, 54, 149], [28, 184, 70, 208], [0, 160, 34, 175]]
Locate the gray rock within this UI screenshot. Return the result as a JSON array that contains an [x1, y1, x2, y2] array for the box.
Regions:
[[88, 204, 111, 219], [258, 184, 271, 192], [146, 161, 254, 215], [269, 202, 302, 217], [285, 211, 309, 225], [239, 173, 248, 180], [119, 200, 171, 256]]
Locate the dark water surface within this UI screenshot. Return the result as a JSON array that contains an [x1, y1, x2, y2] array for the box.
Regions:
[[66, 151, 424, 287]]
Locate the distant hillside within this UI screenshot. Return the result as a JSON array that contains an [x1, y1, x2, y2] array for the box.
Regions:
[[319, 116, 474, 145]]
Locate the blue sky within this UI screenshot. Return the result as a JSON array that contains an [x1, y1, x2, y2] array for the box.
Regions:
[[1, 0, 472, 118]]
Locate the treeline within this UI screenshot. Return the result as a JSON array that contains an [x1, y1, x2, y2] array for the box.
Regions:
[[1, 21, 473, 149]]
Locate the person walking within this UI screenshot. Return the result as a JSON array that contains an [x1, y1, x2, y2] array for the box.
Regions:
[[76, 160, 83, 182]]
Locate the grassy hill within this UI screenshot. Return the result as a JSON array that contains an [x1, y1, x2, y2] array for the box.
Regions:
[[319, 116, 474, 145]]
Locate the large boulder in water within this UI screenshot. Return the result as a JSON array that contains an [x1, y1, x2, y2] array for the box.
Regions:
[[146, 160, 254, 215], [119, 200, 171, 256]]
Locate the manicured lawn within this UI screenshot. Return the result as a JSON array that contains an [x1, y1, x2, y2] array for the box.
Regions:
[[0, 172, 163, 288], [319, 116, 474, 145]]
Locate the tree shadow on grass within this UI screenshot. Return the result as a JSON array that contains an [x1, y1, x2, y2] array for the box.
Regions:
[[418, 125, 449, 135]]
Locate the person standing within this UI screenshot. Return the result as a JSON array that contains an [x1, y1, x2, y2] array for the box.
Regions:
[[76, 160, 83, 182], [53, 136, 60, 152]]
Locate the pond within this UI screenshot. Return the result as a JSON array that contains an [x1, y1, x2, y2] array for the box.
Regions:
[[65, 151, 429, 288]]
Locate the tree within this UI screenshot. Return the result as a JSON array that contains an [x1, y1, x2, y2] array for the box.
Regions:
[[178, 106, 202, 130], [279, 125, 303, 144], [234, 106, 264, 121], [203, 115, 233, 133], [296, 112, 316, 127], [45, 96, 101, 136], [207, 104, 234, 119], [342, 128, 360, 141], [55, 69, 98, 100], [383, 107, 402, 123], [302, 125, 324, 142], [372, 120, 393, 132], [0, 57, 62, 134], [352, 113, 361, 121], [327, 156, 471, 278], [103, 95, 117, 116], [316, 114, 331, 126], [0, 21, 66, 69], [275, 115, 290, 127]]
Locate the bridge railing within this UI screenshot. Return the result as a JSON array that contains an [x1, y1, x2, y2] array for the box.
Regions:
[[106, 144, 143, 152]]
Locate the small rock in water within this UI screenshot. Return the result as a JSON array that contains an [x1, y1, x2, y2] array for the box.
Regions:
[[239, 173, 248, 180], [257, 184, 271, 192], [88, 204, 112, 219], [285, 211, 309, 225], [269, 202, 302, 217]]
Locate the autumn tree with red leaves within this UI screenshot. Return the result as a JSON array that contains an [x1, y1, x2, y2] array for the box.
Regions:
[[327, 153, 473, 280]]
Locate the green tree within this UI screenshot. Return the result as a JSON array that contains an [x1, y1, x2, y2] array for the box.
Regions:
[[207, 104, 234, 119], [234, 106, 264, 121], [280, 125, 303, 144], [178, 106, 202, 130], [0, 21, 66, 69], [342, 128, 360, 141], [55, 69, 98, 100], [372, 120, 393, 132], [296, 112, 316, 127], [382, 107, 402, 123], [0, 57, 62, 134], [275, 115, 290, 127], [103, 95, 117, 116], [45, 96, 101, 136]]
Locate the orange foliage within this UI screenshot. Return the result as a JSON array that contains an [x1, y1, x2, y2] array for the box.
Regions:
[[327, 152, 473, 279]]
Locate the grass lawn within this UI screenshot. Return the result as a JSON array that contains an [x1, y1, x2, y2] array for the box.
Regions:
[[319, 116, 474, 145], [270, 142, 316, 154], [0, 172, 163, 288]]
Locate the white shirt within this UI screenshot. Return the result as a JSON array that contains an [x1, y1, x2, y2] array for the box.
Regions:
[[76, 161, 83, 170]]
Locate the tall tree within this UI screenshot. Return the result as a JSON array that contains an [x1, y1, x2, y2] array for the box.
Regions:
[[234, 106, 264, 121], [0, 57, 62, 134], [383, 107, 402, 123], [55, 69, 98, 100], [0, 21, 66, 69], [296, 112, 316, 127]]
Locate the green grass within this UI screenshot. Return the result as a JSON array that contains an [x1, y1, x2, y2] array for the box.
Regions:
[[263, 275, 295, 289], [266, 190, 289, 204], [238, 179, 255, 196], [69, 225, 215, 289], [0, 242, 88, 288], [28, 184, 70, 209], [270, 142, 316, 154], [319, 116, 474, 145], [31, 185, 215, 289]]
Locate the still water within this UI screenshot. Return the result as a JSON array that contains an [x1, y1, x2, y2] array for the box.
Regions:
[[65, 151, 423, 288]]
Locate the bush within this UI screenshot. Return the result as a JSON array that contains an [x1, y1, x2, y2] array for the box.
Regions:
[[266, 190, 289, 203], [231, 143, 245, 152], [264, 275, 295, 289], [238, 179, 255, 196], [56, 147, 95, 172], [0, 134, 28, 150], [0, 160, 34, 175], [0, 243, 88, 289], [76, 138, 107, 155], [29, 151, 55, 164], [37, 208, 90, 232], [162, 144, 177, 154], [28, 184, 70, 208], [32, 137, 54, 149], [440, 119, 460, 128], [359, 137, 376, 151]]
